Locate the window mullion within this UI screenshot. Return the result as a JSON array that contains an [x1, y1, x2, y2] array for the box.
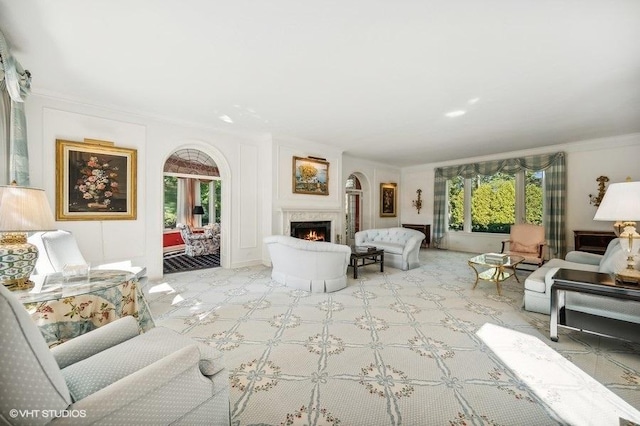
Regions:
[[463, 178, 472, 232], [515, 172, 525, 224]]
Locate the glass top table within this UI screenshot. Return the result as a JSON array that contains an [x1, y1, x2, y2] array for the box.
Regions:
[[14, 269, 153, 347], [468, 253, 525, 295], [14, 269, 135, 304]]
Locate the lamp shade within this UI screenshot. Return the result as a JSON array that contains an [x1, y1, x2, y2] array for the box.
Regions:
[[0, 185, 56, 232], [593, 181, 640, 221], [192, 205, 205, 215]]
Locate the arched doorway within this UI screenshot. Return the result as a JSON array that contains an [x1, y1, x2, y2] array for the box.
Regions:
[[162, 149, 222, 273], [345, 174, 363, 246]]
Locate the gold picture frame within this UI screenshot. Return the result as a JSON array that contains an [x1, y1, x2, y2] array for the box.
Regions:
[[56, 139, 137, 220], [292, 156, 330, 196], [380, 183, 397, 217]]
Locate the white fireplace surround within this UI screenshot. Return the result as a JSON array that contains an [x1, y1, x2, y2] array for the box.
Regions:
[[280, 208, 342, 244]]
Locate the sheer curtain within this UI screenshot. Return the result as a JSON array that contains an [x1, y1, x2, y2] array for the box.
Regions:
[[177, 178, 197, 228], [433, 152, 567, 258], [0, 28, 31, 186]]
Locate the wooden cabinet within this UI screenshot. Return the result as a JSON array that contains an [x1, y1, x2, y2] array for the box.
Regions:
[[402, 224, 431, 248], [573, 230, 616, 255]]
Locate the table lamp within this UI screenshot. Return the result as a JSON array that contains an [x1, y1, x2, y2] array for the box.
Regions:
[[192, 205, 205, 215], [593, 180, 640, 282], [0, 183, 56, 290]]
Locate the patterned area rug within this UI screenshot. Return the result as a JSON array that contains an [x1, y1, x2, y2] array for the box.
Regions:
[[163, 252, 220, 274], [146, 249, 640, 425]]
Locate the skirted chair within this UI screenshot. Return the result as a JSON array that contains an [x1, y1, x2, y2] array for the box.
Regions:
[[264, 235, 351, 293], [176, 223, 220, 257], [500, 224, 547, 269], [0, 283, 230, 425]]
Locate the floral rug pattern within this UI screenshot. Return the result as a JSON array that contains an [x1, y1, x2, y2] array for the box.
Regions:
[[146, 249, 640, 425]]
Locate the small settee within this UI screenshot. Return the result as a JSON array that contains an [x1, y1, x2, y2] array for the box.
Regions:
[[354, 227, 425, 271], [264, 235, 351, 293], [524, 238, 640, 324]]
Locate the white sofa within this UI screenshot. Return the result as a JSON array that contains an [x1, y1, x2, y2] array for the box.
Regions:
[[354, 227, 425, 271], [264, 235, 352, 293], [524, 238, 640, 324]]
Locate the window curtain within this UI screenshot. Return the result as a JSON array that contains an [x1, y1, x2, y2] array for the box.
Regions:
[[177, 178, 197, 228], [433, 152, 566, 258], [0, 28, 31, 186]]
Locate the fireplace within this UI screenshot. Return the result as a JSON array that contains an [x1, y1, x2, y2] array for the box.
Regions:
[[291, 221, 331, 242]]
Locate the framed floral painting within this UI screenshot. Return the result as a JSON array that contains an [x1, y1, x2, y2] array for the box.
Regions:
[[56, 139, 137, 220]]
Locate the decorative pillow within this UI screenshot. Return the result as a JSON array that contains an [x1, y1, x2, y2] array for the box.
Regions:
[[510, 242, 538, 254], [598, 240, 640, 273]]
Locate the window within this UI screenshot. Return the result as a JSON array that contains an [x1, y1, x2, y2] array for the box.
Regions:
[[164, 176, 178, 228], [448, 171, 543, 233]]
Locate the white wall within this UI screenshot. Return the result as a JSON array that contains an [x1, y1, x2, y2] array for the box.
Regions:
[[25, 94, 272, 279], [401, 133, 640, 254]]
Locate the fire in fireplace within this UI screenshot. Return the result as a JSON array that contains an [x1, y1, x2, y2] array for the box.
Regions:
[[291, 221, 331, 242]]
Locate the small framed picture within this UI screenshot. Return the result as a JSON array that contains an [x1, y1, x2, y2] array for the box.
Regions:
[[292, 156, 329, 196], [380, 183, 397, 217], [56, 139, 137, 220]]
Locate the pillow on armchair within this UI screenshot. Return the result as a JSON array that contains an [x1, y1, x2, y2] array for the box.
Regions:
[[598, 238, 640, 274]]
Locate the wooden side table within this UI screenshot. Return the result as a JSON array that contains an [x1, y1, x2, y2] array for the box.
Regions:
[[573, 230, 616, 255], [402, 224, 430, 248]]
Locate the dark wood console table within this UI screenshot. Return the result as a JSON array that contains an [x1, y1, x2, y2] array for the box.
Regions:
[[402, 224, 430, 248], [550, 268, 640, 343], [573, 230, 616, 255]]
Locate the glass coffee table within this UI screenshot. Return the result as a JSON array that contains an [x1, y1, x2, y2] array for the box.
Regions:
[[468, 253, 525, 295]]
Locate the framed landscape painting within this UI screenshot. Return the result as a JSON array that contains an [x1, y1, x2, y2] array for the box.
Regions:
[[292, 156, 329, 195], [56, 139, 137, 220], [380, 182, 397, 217]]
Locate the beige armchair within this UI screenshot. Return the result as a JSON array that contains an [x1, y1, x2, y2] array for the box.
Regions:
[[0, 283, 229, 425], [501, 224, 547, 269]]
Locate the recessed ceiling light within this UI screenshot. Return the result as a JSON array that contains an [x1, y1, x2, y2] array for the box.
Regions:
[[467, 98, 480, 104], [445, 110, 466, 118], [218, 115, 233, 123]]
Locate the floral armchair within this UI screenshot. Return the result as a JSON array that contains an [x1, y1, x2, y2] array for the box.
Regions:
[[177, 223, 220, 257]]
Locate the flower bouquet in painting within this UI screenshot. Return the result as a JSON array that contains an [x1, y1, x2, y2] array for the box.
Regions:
[[74, 156, 119, 209]]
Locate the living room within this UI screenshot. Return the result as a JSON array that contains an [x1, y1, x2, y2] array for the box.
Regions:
[[1, 1, 640, 424]]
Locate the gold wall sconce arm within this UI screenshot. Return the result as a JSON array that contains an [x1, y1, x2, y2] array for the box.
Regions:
[[588, 176, 609, 207], [412, 189, 423, 214]]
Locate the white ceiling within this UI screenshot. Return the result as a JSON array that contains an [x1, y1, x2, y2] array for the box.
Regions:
[[2, 0, 640, 167]]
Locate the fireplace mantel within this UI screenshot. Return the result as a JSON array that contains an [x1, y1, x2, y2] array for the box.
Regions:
[[279, 207, 342, 244]]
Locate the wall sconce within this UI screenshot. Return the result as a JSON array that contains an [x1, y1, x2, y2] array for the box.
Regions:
[[588, 176, 609, 207], [412, 189, 423, 214]]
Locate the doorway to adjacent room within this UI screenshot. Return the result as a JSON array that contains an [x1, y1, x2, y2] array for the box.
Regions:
[[163, 148, 222, 273]]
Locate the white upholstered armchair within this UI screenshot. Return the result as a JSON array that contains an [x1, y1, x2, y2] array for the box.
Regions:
[[28, 230, 146, 279], [0, 283, 230, 425]]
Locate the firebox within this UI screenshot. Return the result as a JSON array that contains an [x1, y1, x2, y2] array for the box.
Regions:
[[291, 221, 331, 242]]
